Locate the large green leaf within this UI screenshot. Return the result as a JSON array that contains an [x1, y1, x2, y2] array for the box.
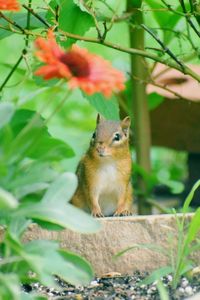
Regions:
[[16, 172, 100, 233], [23, 240, 93, 286], [42, 172, 77, 204], [17, 201, 100, 233], [5, 109, 74, 163], [86, 93, 120, 120], [47, 0, 94, 47], [0, 102, 15, 129]]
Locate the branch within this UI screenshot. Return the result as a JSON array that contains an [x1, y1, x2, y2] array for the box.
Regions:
[[8, 3, 200, 82], [0, 0, 32, 93], [131, 74, 193, 102], [22, 4, 50, 28], [179, 0, 200, 38], [141, 24, 185, 71], [0, 55, 23, 93], [1, 5, 200, 83], [0, 12, 25, 33]]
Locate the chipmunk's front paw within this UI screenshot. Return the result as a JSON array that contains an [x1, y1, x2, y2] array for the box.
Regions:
[[114, 207, 133, 217], [91, 208, 104, 218]]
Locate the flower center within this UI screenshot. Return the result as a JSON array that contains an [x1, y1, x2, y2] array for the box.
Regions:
[[60, 52, 90, 78]]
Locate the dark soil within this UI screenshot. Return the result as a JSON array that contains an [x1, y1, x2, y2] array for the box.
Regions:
[[23, 272, 200, 300]]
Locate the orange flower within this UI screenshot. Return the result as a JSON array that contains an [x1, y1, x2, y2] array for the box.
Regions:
[[0, 0, 20, 11], [34, 31, 125, 98]]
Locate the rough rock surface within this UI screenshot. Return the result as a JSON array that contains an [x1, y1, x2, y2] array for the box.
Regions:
[[23, 214, 198, 276]]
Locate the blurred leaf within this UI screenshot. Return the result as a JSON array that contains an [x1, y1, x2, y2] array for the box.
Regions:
[[7, 162, 58, 198], [184, 208, 200, 246], [21, 293, 47, 300], [0, 12, 47, 39], [42, 172, 77, 204], [140, 266, 173, 285], [0, 187, 18, 210], [115, 243, 167, 258], [9, 217, 31, 240], [157, 280, 170, 300], [16, 173, 100, 233], [0, 273, 20, 300], [147, 92, 164, 111], [0, 102, 15, 129], [23, 240, 93, 286], [7, 109, 74, 163], [18, 201, 100, 233], [47, 0, 93, 47], [86, 93, 120, 120], [183, 180, 200, 212]]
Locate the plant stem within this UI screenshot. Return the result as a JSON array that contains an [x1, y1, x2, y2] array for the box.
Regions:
[[0, 55, 23, 93], [127, 0, 152, 214]]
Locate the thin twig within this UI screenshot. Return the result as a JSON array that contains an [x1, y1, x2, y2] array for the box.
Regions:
[[179, 0, 200, 38], [0, 55, 23, 93], [1, 6, 200, 83], [141, 24, 185, 71], [0, 0, 33, 93], [22, 4, 50, 28], [131, 74, 193, 102], [0, 12, 25, 33]]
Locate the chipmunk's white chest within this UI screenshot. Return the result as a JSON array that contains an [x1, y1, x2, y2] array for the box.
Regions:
[[96, 161, 119, 215]]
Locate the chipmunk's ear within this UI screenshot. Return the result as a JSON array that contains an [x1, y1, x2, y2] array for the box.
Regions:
[[121, 116, 131, 136], [96, 113, 105, 124]]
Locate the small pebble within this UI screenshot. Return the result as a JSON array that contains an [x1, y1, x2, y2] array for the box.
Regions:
[[185, 286, 193, 296], [181, 278, 189, 288], [167, 275, 173, 282], [178, 287, 185, 294]]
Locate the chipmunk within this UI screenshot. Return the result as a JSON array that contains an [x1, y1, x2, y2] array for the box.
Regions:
[[71, 114, 133, 217]]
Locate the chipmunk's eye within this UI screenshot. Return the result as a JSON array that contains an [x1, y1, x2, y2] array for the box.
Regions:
[[92, 132, 96, 139], [113, 133, 121, 141]]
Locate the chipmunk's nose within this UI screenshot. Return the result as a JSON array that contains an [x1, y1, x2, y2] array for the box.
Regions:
[[96, 142, 106, 156]]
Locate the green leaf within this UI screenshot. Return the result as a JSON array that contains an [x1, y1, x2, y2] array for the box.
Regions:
[[0, 187, 18, 210], [140, 266, 173, 285], [147, 92, 164, 111], [21, 293, 47, 300], [59, 249, 94, 284], [0, 102, 15, 129], [42, 172, 77, 204], [0, 273, 20, 300], [8, 162, 58, 198], [18, 202, 100, 233], [16, 173, 100, 233], [86, 93, 120, 120], [7, 109, 74, 163], [115, 243, 167, 259], [47, 0, 94, 47], [183, 180, 200, 213], [157, 280, 170, 300], [23, 240, 93, 286], [185, 208, 200, 246]]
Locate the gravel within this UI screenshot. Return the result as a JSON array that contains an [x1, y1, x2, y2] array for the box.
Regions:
[[22, 272, 200, 300]]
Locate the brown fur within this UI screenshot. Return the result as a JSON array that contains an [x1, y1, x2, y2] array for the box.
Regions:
[[71, 115, 133, 217]]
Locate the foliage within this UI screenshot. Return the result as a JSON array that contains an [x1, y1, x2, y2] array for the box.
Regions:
[[116, 180, 200, 290], [0, 0, 200, 297], [0, 172, 100, 299]]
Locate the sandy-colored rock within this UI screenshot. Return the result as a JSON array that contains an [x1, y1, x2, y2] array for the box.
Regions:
[[22, 213, 198, 276]]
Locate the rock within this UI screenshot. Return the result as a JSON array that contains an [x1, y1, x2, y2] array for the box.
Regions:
[[20, 213, 200, 276]]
